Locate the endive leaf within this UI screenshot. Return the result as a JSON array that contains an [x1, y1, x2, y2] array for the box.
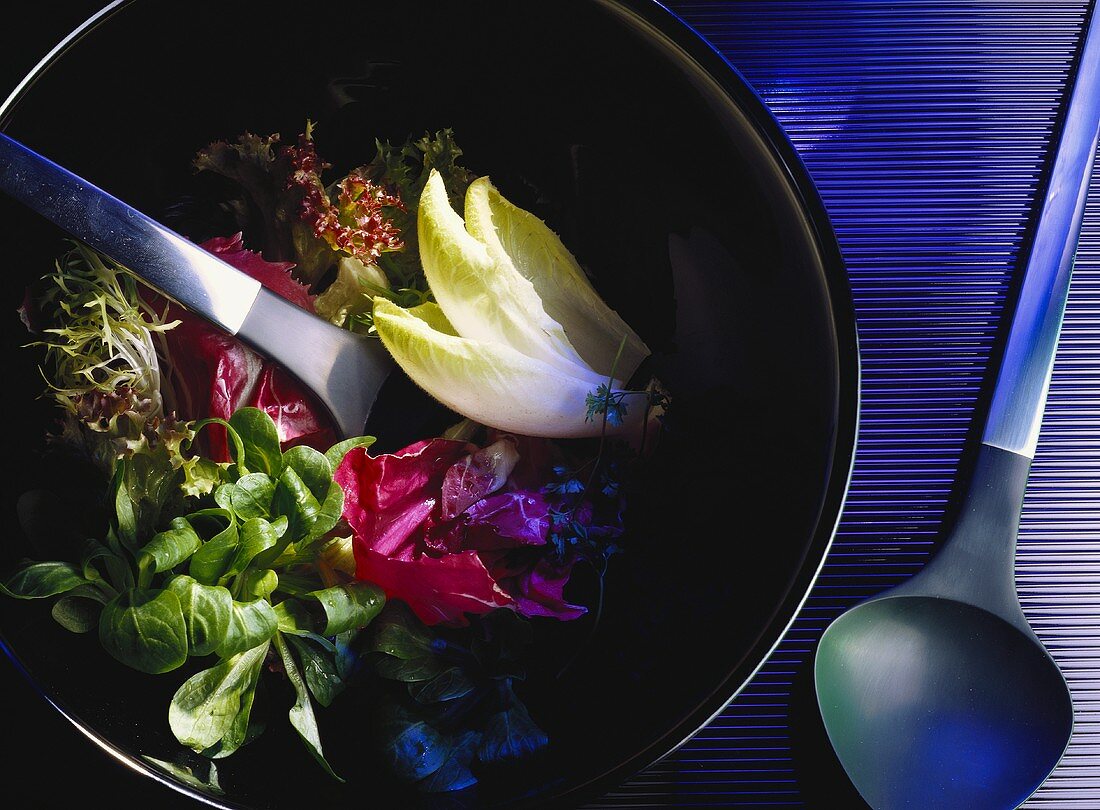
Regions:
[[417, 171, 602, 385], [314, 256, 389, 326], [373, 298, 643, 438], [464, 176, 650, 382]]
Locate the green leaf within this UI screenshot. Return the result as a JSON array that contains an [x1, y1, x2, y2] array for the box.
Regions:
[[193, 418, 247, 475], [274, 632, 343, 781], [79, 540, 110, 582], [334, 631, 357, 680], [1, 561, 90, 599], [365, 128, 476, 290], [130, 432, 183, 512], [476, 683, 549, 763], [309, 481, 344, 543], [104, 561, 133, 594], [416, 730, 480, 793], [375, 655, 444, 683], [275, 582, 385, 638], [99, 588, 188, 674], [376, 702, 448, 782], [206, 678, 264, 760], [51, 594, 102, 633], [189, 514, 240, 585], [140, 517, 202, 574], [169, 642, 268, 752], [324, 435, 376, 471], [272, 465, 321, 543], [113, 461, 139, 552], [277, 449, 341, 537], [215, 473, 275, 521], [281, 445, 333, 501], [309, 582, 385, 636], [236, 568, 278, 601], [408, 667, 477, 704], [287, 635, 345, 707], [273, 599, 314, 635], [105, 528, 129, 569], [167, 575, 233, 657], [217, 598, 279, 658], [80, 538, 133, 594], [180, 456, 225, 498], [229, 408, 283, 477], [228, 518, 279, 576], [370, 601, 435, 659]]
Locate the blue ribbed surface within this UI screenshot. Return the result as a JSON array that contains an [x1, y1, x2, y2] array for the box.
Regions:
[[1021, 144, 1100, 809], [589, 1, 1097, 806]]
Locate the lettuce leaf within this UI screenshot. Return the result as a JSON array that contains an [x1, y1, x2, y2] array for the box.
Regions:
[[464, 177, 649, 381], [373, 298, 637, 437], [417, 171, 600, 381]]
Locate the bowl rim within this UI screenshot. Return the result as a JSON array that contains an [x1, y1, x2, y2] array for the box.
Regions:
[[0, 1, 860, 807]]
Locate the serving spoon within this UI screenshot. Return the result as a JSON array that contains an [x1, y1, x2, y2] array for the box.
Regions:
[[0, 131, 393, 439], [815, 9, 1100, 810]]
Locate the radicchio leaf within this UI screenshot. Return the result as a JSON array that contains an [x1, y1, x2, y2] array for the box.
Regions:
[[160, 234, 336, 461], [337, 438, 584, 625]]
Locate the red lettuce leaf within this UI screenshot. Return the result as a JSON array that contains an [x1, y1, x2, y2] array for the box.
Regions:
[[336, 439, 471, 560], [337, 438, 584, 626], [357, 548, 514, 627], [464, 492, 551, 550], [440, 437, 519, 520], [486, 555, 586, 621]]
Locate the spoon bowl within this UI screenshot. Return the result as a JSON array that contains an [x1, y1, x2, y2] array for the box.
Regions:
[[816, 595, 1072, 810], [815, 444, 1077, 809]]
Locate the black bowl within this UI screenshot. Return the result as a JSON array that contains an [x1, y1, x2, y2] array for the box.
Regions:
[[0, 1, 857, 807]]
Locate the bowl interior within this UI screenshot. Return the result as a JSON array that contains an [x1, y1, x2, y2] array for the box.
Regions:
[[0, 1, 851, 807]]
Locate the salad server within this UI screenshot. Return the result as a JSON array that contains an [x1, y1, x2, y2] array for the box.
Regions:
[[0, 131, 392, 440], [814, 7, 1100, 810]]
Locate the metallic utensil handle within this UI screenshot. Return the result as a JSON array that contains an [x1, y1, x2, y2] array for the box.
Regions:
[[0, 132, 261, 334], [982, 8, 1100, 459]]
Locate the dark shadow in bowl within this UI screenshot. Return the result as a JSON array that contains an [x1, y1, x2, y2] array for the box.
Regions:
[[0, 1, 856, 807]]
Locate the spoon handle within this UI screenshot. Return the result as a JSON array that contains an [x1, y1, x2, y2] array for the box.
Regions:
[[0, 132, 264, 334], [982, 9, 1100, 459]]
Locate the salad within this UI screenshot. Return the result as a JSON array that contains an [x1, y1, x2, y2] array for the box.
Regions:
[[3, 126, 667, 794]]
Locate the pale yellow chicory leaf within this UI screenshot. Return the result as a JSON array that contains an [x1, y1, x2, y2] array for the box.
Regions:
[[463, 176, 649, 381], [372, 298, 645, 438], [417, 171, 603, 384]]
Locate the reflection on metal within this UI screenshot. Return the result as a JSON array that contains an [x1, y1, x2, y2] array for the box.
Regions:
[[983, 7, 1100, 457]]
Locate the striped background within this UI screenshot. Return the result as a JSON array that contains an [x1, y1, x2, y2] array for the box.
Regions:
[[592, 2, 1099, 806]]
